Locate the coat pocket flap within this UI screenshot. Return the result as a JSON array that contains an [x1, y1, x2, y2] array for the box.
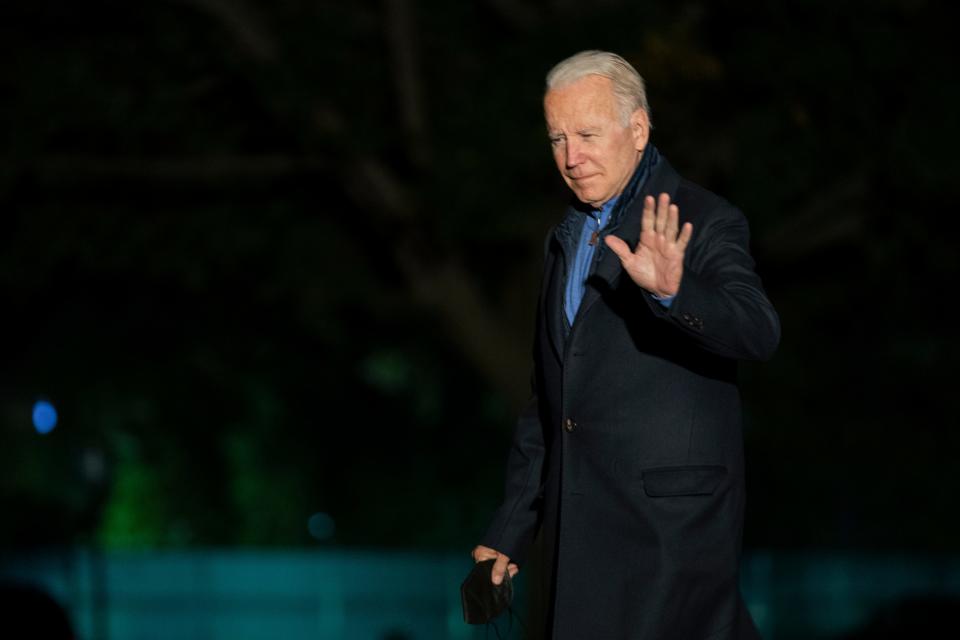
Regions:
[[642, 465, 727, 497]]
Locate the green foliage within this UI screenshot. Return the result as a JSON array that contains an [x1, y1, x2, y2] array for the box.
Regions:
[[98, 445, 171, 548]]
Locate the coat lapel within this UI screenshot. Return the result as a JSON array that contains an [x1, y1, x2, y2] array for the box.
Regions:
[[544, 206, 582, 362], [543, 242, 566, 363]]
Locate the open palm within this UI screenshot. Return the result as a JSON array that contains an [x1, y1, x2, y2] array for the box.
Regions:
[[605, 193, 692, 298]]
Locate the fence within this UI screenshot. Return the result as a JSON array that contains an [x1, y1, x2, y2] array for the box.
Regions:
[[2, 548, 959, 639]]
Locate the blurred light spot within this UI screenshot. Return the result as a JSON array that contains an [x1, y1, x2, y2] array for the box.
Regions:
[[307, 512, 335, 541], [32, 400, 58, 434], [80, 448, 107, 483]]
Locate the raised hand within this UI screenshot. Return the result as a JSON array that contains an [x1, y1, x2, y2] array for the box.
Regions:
[[604, 192, 692, 298]]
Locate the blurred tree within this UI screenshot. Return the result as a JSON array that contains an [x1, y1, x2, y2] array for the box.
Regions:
[[0, 0, 957, 551]]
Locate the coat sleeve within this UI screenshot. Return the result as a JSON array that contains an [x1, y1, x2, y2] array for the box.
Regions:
[[479, 229, 556, 564], [644, 198, 781, 361], [479, 389, 546, 566]]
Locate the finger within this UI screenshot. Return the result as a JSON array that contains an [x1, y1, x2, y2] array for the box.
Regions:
[[507, 563, 519, 578], [654, 193, 671, 234], [492, 553, 511, 585], [676, 222, 694, 251], [665, 204, 680, 239], [604, 235, 634, 262], [472, 545, 497, 562], [641, 195, 655, 233]]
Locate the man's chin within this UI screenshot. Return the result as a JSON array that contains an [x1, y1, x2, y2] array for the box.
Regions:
[[573, 190, 604, 207]]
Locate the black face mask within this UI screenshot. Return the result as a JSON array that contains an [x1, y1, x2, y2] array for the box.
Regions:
[[461, 558, 514, 625]]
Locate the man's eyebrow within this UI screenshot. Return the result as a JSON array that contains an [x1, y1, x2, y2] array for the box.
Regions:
[[576, 127, 600, 135]]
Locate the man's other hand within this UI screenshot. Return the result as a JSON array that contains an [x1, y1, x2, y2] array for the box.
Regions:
[[472, 545, 519, 585]]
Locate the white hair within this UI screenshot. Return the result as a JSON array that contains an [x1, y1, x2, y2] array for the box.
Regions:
[[545, 50, 652, 127]]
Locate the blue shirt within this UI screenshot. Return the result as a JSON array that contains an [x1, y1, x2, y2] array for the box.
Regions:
[[564, 197, 618, 326]]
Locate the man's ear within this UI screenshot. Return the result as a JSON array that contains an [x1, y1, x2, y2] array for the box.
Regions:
[[631, 108, 650, 152]]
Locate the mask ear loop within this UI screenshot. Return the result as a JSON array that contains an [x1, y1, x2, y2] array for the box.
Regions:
[[507, 604, 528, 638], [484, 605, 528, 640], [484, 617, 504, 640]]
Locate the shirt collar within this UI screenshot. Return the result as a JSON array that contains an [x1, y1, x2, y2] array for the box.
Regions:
[[594, 196, 619, 227]]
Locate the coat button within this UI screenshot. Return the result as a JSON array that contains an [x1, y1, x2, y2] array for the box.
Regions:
[[564, 418, 576, 433]]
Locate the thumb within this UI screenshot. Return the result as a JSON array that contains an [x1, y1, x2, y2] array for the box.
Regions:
[[604, 235, 633, 262], [491, 553, 511, 585]]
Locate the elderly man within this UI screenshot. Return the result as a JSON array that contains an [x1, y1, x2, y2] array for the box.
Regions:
[[472, 51, 780, 639]]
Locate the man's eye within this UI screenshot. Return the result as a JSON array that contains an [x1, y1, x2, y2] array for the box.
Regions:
[[550, 137, 565, 145]]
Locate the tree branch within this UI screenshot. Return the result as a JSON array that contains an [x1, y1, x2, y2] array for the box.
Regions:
[[172, 0, 279, 62]]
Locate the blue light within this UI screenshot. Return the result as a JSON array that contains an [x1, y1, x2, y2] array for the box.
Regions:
[[32, 400, 58, 435]]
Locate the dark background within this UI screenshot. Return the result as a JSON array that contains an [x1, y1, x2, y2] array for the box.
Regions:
[[2, 0, 957, 585]]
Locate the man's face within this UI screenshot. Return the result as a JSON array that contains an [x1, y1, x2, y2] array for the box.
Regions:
[[544, 75, 649, 208]]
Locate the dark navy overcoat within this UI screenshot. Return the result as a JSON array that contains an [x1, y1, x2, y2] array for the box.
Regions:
[[482, 158, 780, 640]]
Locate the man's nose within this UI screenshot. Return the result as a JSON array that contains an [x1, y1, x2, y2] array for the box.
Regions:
[[564, 140, 583, 168]]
